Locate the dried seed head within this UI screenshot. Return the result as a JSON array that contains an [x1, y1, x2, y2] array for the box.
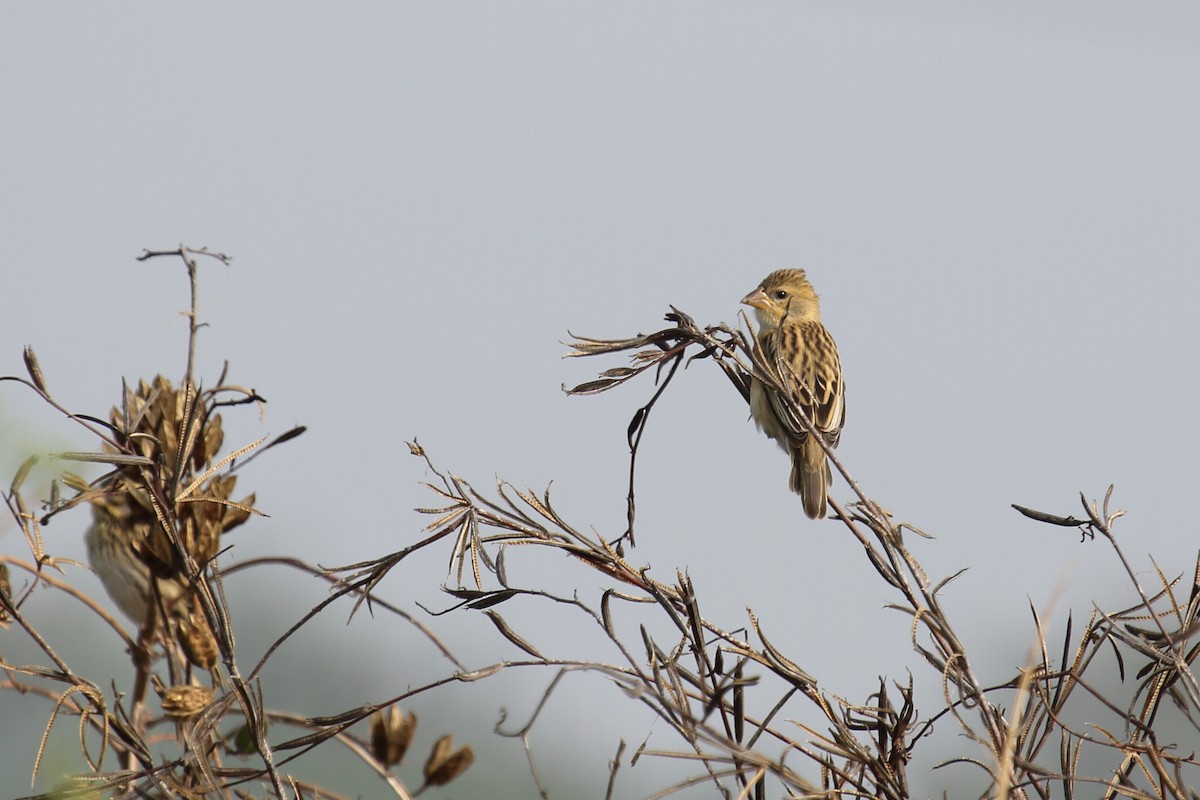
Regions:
[[370, 706, 418, 767], [424, 734, 474, 787], [178, 610, 219, 670], [86, 375, 256, 630], [156, 683, 213, 720], [93, 376, 254, 571]]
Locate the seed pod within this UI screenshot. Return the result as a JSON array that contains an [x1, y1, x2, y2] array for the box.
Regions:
[[369, 706, 417, 767], [424, 734, 474, 787], [178, 611, 219, 670], [157, 684, 213, 720]]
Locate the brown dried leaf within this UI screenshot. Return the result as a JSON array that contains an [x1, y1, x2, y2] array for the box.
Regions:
[[0, 563, 11, 624], [483, 610, 544, 658], [566, 378, 619, 395], [11, 455, 37, 494]]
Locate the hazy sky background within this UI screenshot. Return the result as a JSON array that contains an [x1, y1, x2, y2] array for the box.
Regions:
[[2, 4, 1198, 797]]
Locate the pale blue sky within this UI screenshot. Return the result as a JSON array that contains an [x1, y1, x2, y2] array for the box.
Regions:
[[2, 4, 1198, 797]]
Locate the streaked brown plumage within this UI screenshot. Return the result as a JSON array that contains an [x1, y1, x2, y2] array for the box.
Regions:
[[742, 269, 845, 519]]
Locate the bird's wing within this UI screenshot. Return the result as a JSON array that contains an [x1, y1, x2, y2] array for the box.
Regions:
[[763, 321, 845, 448]]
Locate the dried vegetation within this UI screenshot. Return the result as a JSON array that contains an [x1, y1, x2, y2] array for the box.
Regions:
[[2, 249, 1198, 799]]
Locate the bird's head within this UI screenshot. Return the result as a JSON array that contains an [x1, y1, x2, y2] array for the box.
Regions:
[[741, 269, 821, 329]]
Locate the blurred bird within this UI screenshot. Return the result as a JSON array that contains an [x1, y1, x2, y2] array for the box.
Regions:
[[84, 376, 254, 670], [741, 269, 845, 519], [86, 502, 187, 627]]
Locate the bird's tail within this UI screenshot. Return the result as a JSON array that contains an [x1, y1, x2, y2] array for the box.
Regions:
[[790, 437, 831, 519]]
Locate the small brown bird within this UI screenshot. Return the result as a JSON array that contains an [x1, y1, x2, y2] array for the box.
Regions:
[[742, 269, 845, 518], [86, 503, 188, 626], [85, 375, 254, 666]]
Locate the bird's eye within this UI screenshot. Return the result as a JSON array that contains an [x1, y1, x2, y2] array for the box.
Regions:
[[773, 290, 788, 300]]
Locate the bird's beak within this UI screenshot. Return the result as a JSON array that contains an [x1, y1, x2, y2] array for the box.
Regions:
[[741, 288, 770, 311]]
